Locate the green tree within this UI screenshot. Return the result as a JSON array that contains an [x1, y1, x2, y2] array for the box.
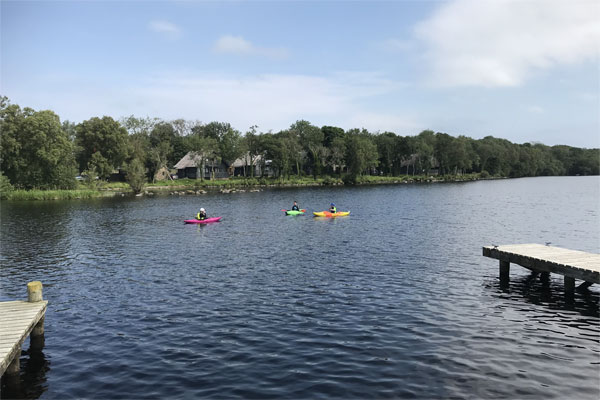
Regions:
[[220, 126, 244, 167], [120, 115, 159, 136], [375, 132, 396, 176], [445, 135, 474, 175], [414, 130, 435, 175], [124, 157, 147, 194], [149, 122, 176, 165], [322, 125, 345, 148], [75, 116, 129, 179], [0, 171, 14, 198], [147, 141, 172, 182], [0, 102, 77, 189], [87, 152, 113, 180], [0, 102, 27, 184], [128, 131, 150, 169], [568, 147, 599, 175], [345, 133, 379, 177], [329, 136, 347, 176], [434, 132, 453, 175], [394, 135, 412, 175], [290, 120, 323, 177], [170, 119, 200, 167], [244, 125, 262, 177], [263, 133, 296, 179], [23, 110, 77, 189], [201, 121, 232, 141], [186, 134, 218, 181]]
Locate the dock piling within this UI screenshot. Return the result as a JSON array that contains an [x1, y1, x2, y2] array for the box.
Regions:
[[483, 244, 599, 296], [27, 281, 43, 302], [499, 260, 510, 283], [28, 281, 45, 339], [0, 281, 48, 378], [564, 276, 575, 297]]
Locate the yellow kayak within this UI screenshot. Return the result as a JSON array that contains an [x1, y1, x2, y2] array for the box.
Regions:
[[313, 211, 350, 218]]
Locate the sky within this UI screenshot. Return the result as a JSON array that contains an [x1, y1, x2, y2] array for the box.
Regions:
[[1, 0, 599, 148]]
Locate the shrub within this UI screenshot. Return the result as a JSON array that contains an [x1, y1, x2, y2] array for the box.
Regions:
[[124, 158, 147, 194], [342, 174, 357, 185], [0, 173, 14, 199]]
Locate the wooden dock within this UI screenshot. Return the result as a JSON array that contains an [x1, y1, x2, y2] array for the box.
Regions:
[[483, 244, 600, 293], [0, 281, 47, 377]]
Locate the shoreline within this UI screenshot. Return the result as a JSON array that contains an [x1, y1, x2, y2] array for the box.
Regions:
[[0, 174, 537, 201]]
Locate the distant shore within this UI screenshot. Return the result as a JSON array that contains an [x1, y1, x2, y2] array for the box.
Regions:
[[0, 173, 503, 201]]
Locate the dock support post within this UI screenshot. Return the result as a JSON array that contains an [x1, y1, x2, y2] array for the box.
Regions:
[[577, 281, 593, 290], [28, 281, 45, 351], [499, 260, 510, 284], [5, 347, 21, 375], [564, 276, 575, 300]]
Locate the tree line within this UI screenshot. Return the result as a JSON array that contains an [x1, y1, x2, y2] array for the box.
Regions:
[[1, 96, 598, 191]]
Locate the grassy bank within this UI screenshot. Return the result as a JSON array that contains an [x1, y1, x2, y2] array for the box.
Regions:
[[3, 189, 112, 201], [1, 173, 489, 200]]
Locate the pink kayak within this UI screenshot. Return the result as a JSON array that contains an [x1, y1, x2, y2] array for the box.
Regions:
[[184, 217, 222, 224]]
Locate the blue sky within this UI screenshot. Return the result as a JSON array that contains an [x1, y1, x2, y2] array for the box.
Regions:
[[1, 0, 599, 148]]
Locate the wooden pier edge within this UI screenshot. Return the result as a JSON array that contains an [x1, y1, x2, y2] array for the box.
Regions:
[[0, 281, 48, 377], [483, 244, 600, 294]]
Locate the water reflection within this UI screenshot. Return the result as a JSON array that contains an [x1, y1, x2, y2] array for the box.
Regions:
[[487, 272, 599, 318], [1, 177, 599, 399], [0, 342, 49, 399]]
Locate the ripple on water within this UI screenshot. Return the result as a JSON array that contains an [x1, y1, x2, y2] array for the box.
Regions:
[[1, 177, 599, 399]]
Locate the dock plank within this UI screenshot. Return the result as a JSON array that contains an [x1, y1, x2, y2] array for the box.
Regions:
[[483, 244, 600, 283], [0, 300, 47, 377]]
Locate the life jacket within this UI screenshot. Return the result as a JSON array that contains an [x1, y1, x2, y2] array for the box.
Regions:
[[292, 205, 299, 210], [197, 212, 206, 220], [330, 206, 336, 213]]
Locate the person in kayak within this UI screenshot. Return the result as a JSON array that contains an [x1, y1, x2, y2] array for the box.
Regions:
[[197, 208, 207, 220], [329, 203, 337, 213], [291, 201, 300, 211]]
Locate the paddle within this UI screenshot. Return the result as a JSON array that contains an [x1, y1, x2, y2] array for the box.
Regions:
[[282, 209, 306, 212]]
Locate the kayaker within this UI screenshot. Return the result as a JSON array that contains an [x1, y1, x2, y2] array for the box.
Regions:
[[329, 203, 336, 213], [291, 201, 300, 211], [197, 208, 207, 220]]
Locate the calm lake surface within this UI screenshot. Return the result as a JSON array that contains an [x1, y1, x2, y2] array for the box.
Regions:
[[1, 176, 599, 399]]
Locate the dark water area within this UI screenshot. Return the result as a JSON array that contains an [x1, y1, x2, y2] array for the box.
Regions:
[[1, 176, 599, 399]]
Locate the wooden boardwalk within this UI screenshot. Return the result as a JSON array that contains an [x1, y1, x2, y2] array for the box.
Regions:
[[483, 244, 600, 292], [0, 282, 47, 377]]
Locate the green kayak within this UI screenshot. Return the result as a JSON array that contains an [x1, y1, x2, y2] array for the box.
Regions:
[[284, 209, 305, 216]]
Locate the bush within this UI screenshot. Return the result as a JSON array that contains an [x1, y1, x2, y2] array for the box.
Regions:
[[5, 189, 103, 201], [480, 170, 490, 178], [342, 174, 358, 185], [0, 173, 14, 199], [124, 158, 147, 194], [322, 176, 338, 185]]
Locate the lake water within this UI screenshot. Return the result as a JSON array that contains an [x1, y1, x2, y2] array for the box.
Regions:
[[1, 176, 599, 399]]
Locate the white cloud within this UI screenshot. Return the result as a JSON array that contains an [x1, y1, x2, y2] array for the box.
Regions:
[[213, 35, 289, 60], [526, 105, 544, 114], [148, 20, 182, 38], [127, 72, 385, 130], [10, 70, 417, 134], [414, 0, 600, 87], [378, 38, 414, 53]]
